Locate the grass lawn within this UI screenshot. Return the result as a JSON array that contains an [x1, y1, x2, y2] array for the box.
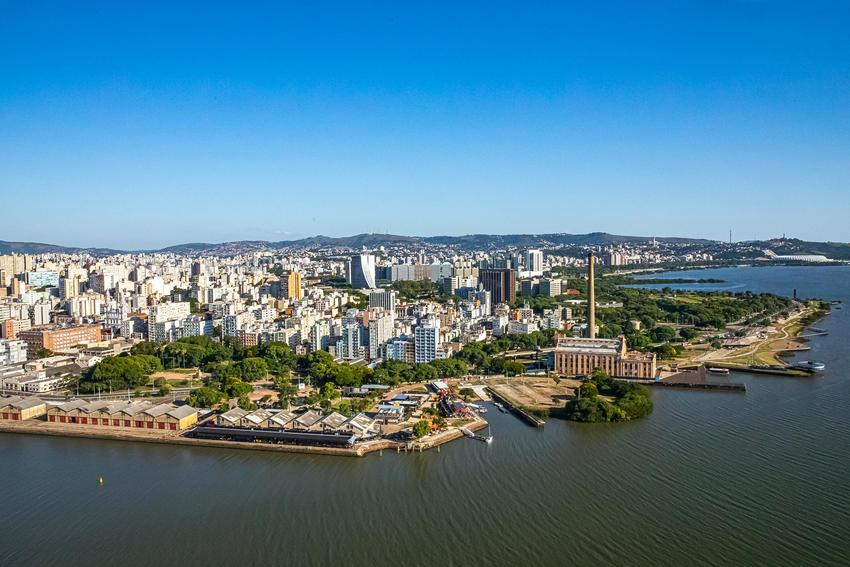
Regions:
[[670, 295, 703, 305]]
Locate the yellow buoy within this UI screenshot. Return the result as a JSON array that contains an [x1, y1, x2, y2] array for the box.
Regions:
[[99, 476, 104, 485]]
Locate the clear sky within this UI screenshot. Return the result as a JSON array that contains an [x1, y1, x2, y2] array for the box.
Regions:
[[2, 1, 849, 249]]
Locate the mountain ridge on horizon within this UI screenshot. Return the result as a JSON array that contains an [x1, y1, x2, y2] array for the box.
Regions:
[[0, 232, 715, 255], [2, 232, 849, 259]]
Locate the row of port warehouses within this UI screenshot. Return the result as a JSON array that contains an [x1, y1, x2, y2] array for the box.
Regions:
[[43, 399, 200, 430], [216, 407, 378, 437]]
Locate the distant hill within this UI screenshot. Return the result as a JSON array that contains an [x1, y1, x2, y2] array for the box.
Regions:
[[0, 240, 124, 256], [3, 233, 849, 258], [270, 232, 714, 251]]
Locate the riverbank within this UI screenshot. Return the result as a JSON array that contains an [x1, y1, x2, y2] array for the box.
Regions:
[[0, 415, 489, 457], [670, 302, 829, 369]]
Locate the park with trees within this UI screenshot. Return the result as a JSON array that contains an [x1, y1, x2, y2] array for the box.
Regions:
[[562, 368, 654, 423]]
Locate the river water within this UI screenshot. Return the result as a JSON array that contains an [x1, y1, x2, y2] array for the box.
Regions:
[[1, 266, 849, 566]]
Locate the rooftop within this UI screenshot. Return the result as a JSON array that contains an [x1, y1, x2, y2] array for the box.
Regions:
[[555, 337, 626, 356]]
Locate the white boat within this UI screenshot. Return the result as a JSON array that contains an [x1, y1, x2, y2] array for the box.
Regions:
[[792, 361, 826, 371], [706, 367, 730, 375]]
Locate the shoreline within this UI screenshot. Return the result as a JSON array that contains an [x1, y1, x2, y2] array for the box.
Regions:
[[674, 302, 829, 370], [0, 415, 488, 458]]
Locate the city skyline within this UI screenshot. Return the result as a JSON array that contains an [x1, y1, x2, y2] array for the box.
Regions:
[[3, 2, 850, 248]]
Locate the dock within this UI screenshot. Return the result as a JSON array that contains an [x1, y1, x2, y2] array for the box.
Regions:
[[697, 361, 814, 377], [487, 388, 545, 427], [460, 426, 492, 443], [620, 366, 747, 391]]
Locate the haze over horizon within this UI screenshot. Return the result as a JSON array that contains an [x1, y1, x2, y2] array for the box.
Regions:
[[2, 2, 849, 249]]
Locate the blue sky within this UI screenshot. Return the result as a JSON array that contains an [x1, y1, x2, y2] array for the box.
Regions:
[[1, 1, 849, 249]]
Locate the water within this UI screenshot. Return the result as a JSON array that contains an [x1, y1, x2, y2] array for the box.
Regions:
[[2, 266, 849, 566]]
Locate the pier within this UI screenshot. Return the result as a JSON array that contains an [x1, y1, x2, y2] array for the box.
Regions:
[[487, 388, 546, 427], [629, 366, 748, 391], [697, 361, 814, 377]]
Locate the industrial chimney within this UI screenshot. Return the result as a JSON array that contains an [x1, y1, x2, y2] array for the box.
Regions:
[[587, 252, 596, 339]]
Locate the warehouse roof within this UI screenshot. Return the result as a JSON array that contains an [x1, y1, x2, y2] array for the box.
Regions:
[[56, 399, 88, 412], [219, 407, 249, 424], [320, 411, 347, 430], [144, 403, 176, 418], [345, 413, 376, 434], [80, 401, 111, 414], [166, 405, 198, 420], [269, 410, 297, 427], [294, 409, 323, 428], [119, 402, 153, 417], [0, 396, 24, 409], [244, 409, 274, 425], [12, 397, 46, 411]]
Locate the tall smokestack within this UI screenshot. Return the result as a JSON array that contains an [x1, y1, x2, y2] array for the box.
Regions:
[[587, 252, 596, 339]]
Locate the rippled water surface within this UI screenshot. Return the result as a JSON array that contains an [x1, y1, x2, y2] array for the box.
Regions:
[[2, 266, 849, 566]]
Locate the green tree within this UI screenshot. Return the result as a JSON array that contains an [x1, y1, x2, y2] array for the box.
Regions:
[[320, 382, 341, 400], [259, 342, 297, 377], [275, 378, 299, 409], [238, 357, 269, 382], [459, 387, 475, 402], [186, 387, 226, 408], [412, 420, 431, 438]]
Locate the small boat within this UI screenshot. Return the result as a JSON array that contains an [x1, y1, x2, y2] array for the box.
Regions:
[[494, 402, 508, 413], [706, 367, 730, 375], [792, 361, 826, 372]]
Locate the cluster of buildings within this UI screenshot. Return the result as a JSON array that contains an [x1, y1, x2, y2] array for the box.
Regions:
[[216, 406, 378, 437], [0, 244, 662, 384]]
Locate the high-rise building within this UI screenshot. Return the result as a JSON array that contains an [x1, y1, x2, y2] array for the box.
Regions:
[[526, 249, 543, 274], [309, 320, 331, 352], [385, 338, 415, 364], [148, 302, 191, 326], [0, 254, 33, 283], [346, 254, 377, 289], [441, 276, 459, 296], [520, 279, 539, 297], [368, 289, 396, 314], [0, 339, 27, 365], [539, 278, 562, 297], [60, 277, 81, 299], [414, 317, 441, 364], [336, 322, 361, 360], [284, 272, 303, 300], [32, 301, 52, 326], [368, 311, 394, 360], [479, 269, 516, 306]]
